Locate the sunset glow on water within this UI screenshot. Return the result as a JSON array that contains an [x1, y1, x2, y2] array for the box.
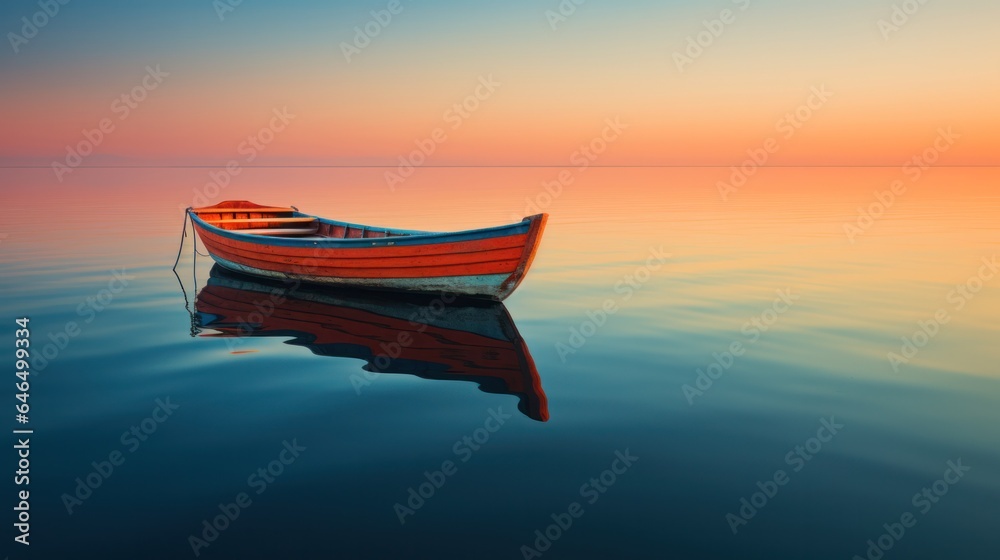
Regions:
[[2, 166, 998, 558]]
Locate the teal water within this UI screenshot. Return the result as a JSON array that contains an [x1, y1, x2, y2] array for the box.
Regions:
[[1, 167, 998, 559]]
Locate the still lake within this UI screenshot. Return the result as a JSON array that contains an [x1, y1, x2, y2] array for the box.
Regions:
[[1, 167, 998, 559]]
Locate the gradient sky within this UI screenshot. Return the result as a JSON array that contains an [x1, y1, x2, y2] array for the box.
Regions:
[[1, 0, 997, 166]]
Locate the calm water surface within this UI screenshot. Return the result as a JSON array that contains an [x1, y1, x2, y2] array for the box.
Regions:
[[1, 167, 998, 559]]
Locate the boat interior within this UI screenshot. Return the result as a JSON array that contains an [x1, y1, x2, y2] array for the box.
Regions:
[[191, 204, 411, 239]]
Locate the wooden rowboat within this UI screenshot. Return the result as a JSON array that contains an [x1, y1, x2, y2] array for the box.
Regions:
[[187, 201, 548, 301], [195, 265, 549, 421]]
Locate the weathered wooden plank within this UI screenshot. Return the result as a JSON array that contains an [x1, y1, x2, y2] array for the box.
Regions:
[[192, 206, 295, 214], [230, 226, 320, 236], [199, 237, 524, 268], [197, 227, 528, 259], [200, 240, 521, 278], [204, 217, 317, 224]]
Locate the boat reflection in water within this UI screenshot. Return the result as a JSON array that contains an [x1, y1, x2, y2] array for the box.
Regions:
[[193, 265, 549, 421]]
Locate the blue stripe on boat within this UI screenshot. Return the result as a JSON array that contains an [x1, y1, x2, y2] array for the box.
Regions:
[[189, 212, 532, 248]]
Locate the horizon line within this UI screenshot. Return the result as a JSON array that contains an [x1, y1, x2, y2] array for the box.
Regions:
[[2, 165, 998, 169]]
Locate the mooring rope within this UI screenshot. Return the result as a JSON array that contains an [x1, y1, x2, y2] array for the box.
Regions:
[[171, 209, 190, 272], [171, 208, 202, 335]]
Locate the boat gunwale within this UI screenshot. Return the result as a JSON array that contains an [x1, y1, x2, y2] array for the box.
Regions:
[[187, 207, 541, 248]]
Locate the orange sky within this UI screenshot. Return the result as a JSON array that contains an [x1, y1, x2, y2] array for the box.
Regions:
[[1, 1, 997, 166]]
